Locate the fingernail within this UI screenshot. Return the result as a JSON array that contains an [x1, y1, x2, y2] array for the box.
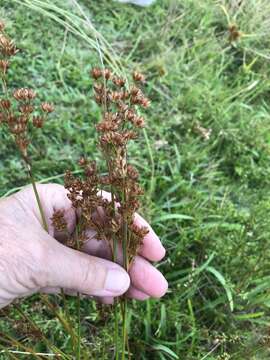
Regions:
[[105, 269, 130, 295]]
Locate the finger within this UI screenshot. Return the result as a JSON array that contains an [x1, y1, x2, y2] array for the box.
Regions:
[[82, 236, 167, 298], [134, 214, 166, 262], [14, 184, 76, 239], [46, 240, 130, 297], [126, 286, 150, 301], [129, 256, 168, 298], [82, 218, 165, 265]]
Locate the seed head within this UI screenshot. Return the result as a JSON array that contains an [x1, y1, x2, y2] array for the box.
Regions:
[[51, 210, 68, 233], [0, 59, 9, 74], [133, 115, 145, 128], [91, 67, 102, 79], [0, 99, 11, 110], [93, 83, 104, 94], [113, 76, 126, 87], [19, 104, 34, 114], [41, 102, 54, 113], [133, 71, 145, 83], [140, 97, 151, 108], [32, 116, 44, 128], [13, 88, 36, 101], [0, 34, 18, 57], [103, 68, 111, 80]]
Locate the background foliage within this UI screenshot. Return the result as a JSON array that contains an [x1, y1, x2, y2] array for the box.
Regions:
[[1, 0, 270, 358]]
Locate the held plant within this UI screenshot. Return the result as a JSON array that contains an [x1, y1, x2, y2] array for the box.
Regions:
[[0, 19, 152, 359], [52, 67, 151, 359]]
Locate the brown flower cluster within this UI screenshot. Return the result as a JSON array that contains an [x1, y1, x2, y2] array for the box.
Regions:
[[0, 20, 54, 158], [53, 68, 149, 267]]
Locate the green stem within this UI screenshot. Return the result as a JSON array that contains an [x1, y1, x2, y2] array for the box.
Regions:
[[121, 298, 128, 360], [75, 224, 81, 360], [110, 185, 119, 360], [121, 181, 129, 360], [26, 163, 48, 232]]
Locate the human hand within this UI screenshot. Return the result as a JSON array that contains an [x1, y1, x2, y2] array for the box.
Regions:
[[0, 184, 167, 308]]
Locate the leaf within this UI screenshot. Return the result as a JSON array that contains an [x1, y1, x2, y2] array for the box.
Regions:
[[234, 312, 264, 320], [151, 344, 179, 359], [153, 214, 194, 224], [206, 266, 234, 312]]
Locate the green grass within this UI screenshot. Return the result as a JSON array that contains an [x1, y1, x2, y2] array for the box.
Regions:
[[1, 0, 270, 358]]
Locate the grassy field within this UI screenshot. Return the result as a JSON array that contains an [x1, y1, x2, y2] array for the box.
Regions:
[[1, 0, 270, 358]]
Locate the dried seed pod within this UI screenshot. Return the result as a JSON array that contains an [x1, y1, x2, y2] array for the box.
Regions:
[[130, 86, 141, 96], [113, 76, 126, 87], [127, 164, 139, 180], [94, 94, 102, 105], [140, 97, 151, 108], [0, 34, 18, 56], [32, 116, 44, 128], [10, 123, 25, 135], [0, 59, 9, 74], [13, 88, 36, 101], [91, 67, 102, 79], [0, 99, 11, 110], [41, 102, 54, 113], [19, 104, 34, 114], [93, 83, 104, 94], [110, 91, 121, 101], [15, 136, 29, 155], [103, 68, 111, 80], [51, 210, 68, 233], [133, 71, 145, 83], [120, 91, 130, 100], [133, 115, 145, 128]]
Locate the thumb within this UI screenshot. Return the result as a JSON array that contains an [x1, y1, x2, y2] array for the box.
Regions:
[[46, 240, 130, 297]]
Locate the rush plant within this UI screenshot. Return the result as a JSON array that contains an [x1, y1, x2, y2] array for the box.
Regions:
[[0, 18, 151, 359]]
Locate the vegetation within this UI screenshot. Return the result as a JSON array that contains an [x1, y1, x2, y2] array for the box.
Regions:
[[1, 0, 270, 358]]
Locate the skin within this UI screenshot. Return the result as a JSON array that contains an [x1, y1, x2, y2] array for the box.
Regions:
[[0, 183, 168, 308]]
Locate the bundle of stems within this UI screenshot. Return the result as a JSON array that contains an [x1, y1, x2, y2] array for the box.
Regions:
[[52, 67, 150, 358]]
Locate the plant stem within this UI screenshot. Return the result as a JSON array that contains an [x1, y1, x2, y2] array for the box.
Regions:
[[26, 161, 48, 232], [121, 177, 129, 360], [75, 225, 81, 360], [110, 186, 119, 360]]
